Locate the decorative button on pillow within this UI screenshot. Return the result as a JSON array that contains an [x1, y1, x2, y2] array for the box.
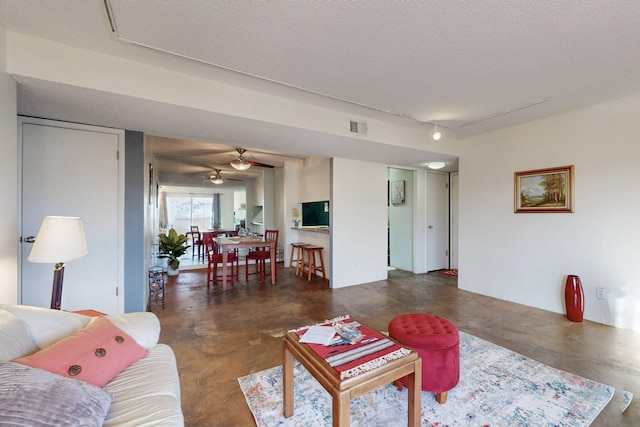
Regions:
[[14, 316, 148, 387]]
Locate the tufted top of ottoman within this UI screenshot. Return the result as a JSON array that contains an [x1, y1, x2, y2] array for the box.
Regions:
[[389, 313, 459, 349]]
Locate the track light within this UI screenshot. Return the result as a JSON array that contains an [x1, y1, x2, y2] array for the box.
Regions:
[[432, 124, 441, 141], [230, 148, 251, 170]]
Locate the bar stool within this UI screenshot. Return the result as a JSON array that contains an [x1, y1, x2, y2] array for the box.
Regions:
[[289, 242, 308, 273], [300, 245, 327, 281]]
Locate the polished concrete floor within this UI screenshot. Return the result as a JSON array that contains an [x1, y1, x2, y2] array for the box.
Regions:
[[153, 264, 639, 427]]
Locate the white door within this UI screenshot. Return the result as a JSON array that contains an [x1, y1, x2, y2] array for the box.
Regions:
[[20, 119, 124, 313], [450, 173, 459, 269], [427, 172, 449, 271]]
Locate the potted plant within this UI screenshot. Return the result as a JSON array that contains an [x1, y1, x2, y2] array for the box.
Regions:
[[291, 207, 301, 228], [158, 228, 190, 275]]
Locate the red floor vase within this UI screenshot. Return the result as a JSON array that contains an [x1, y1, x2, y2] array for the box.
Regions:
[[565, 275, 584, 322]]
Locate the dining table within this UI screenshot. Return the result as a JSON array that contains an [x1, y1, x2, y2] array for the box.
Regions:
[[213, 235, 277, 290], [206, 229, 238, 236]]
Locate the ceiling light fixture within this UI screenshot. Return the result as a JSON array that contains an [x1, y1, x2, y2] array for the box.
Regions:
[[209, 169, 224, 184], [230, 148, 251, 170], [427, 162, 446, 170], [432, 124, 442, 141]]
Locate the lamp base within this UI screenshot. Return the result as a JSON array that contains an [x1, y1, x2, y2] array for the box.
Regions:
[[50, 262, 66, 310]]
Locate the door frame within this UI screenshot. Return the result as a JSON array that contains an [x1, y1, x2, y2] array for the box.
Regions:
[[17, 117, 126, 312]]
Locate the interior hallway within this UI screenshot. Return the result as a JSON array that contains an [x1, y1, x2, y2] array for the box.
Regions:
[[153, 264, 639, 427]]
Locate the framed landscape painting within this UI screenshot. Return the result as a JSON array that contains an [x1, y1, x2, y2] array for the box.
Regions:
[[514, 165, 574, 213]]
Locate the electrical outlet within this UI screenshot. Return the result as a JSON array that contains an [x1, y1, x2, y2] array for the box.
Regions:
[[596, 287, 606, 299]]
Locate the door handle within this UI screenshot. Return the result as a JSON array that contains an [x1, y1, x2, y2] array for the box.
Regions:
[[23, 236, 36, 243], [428, 225, 434, 229]]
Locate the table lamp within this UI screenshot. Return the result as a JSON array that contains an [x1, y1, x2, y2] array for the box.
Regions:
[[28, 216, 88, 310]]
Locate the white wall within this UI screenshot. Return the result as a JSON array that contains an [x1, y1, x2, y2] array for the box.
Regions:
[[0, 26, 18, 304], [6, 33, 460, 160], [246, 175, 262, 234], [149, 156, 165, 258], [299, 157, 331, 201], [263, 169, 275, 231], [459, 93, 640, 331], [282, 160, 301, 264], [332, 158, 388, 288], [233, 189, 247, 225]]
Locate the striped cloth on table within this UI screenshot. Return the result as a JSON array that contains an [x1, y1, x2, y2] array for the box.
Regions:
[[293, 315, 412, 379]]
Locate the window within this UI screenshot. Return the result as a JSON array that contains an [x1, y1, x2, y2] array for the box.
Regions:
[[164, 194, 215, 234]]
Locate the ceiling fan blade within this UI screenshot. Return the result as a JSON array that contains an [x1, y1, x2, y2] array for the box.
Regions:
[[248, 161, 275, 168]]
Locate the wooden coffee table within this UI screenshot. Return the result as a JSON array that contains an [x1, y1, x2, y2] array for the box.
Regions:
[[282, 320, 422, 426]]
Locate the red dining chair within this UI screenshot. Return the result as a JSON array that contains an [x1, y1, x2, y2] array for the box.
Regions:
[[245, 230, 279, 283], [203, 232, 238, 287], [187, 225, 204, 261]]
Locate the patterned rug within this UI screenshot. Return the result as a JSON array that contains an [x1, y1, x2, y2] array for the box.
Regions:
[[439, 269, 458, 276], [239, 332, 632, 426]]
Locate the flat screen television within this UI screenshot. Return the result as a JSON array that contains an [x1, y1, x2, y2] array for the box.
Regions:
[[301, 201, 329, 227]]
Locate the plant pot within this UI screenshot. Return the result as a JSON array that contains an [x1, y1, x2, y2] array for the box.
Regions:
[[167, 265, 180, 276]]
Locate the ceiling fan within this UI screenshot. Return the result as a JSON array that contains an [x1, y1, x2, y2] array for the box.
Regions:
[[230, 148, 251, 170], [207, 169, 224, 185], [230, 148, 276, 169], [205, 168, 243, 185]]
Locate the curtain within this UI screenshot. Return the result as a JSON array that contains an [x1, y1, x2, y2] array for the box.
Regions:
[[159, 191, 168, 230], [212, 193, 221, 228]]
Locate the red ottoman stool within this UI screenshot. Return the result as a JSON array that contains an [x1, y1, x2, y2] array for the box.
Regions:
[[388, 313, 460, 404]]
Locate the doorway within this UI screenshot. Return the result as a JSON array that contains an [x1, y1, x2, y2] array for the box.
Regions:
[[388, 168, 413, 271]]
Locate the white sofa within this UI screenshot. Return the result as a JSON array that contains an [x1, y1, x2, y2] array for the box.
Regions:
[[0, 304, 184, 426]]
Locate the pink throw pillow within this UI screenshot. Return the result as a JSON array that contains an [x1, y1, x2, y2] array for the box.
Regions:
[[14, 316, 148, 387]]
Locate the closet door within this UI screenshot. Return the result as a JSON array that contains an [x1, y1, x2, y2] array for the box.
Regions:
[[20, 118, 124, 313], [450, 173, 459, 269], [427, 171, 449, 271]]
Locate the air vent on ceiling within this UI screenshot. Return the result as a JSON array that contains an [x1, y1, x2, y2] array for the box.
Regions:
[[349, 120, 368, 135]]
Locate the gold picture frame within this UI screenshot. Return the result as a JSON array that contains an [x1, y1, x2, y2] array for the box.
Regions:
[[514, 165, 574, 213]]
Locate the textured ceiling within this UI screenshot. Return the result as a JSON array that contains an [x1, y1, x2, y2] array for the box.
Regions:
[[105, 0, 640, 133], [2, 1, 640, 183]]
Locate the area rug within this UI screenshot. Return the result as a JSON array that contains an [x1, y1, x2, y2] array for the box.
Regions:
[[439, 269, 458, 276], [239, 331, 627, 426]]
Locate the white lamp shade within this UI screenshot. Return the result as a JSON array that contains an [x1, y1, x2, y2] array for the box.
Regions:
[[28, 216, 88, 263]]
